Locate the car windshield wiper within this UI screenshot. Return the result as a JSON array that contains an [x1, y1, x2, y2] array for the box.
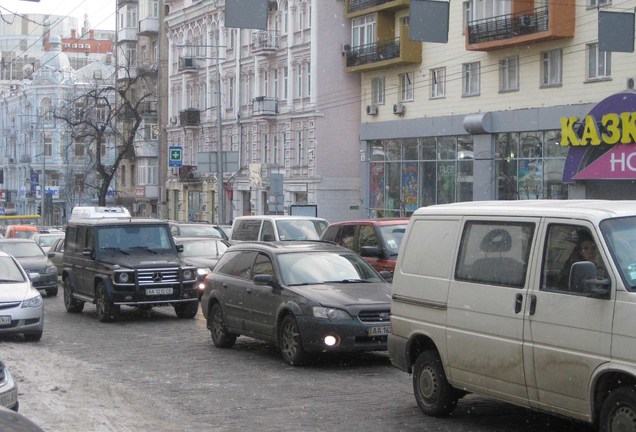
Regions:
[[101, 247, 130, 255], [129, 246, 159, 254], [325, 279, 370, 284], [287, 281, 324, 286], [0, 279, 22, 283]]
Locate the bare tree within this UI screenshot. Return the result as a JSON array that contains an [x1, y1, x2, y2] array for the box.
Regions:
[[55, 63, 156, 206]]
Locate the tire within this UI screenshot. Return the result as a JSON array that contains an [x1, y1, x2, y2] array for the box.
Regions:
[[63, 279, 84, 313], [95, 282, 119, 323], [174, 301, 198, 319], [23, 331, 42, 342], [412, 350, 459, 417], [278, 314, 307, 366], [599, 386, 636, 432], [46, 287, 58, 297], [208, 303, 236, 348]]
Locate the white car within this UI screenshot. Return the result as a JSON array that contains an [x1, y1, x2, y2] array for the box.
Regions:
[[0, 251, 44, 341], [0, 361, 18, 411]]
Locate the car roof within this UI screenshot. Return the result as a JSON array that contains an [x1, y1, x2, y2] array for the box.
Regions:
[[234, 215, 328, 221], [67, 218, 169, 227], [327, 218, 409, 226], [0, 238, 38, 244], [226, 240, 349, 253]]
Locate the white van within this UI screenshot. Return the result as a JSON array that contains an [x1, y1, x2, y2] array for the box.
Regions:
[[230, 215, 328, 242], [389, 200, 636, 431]]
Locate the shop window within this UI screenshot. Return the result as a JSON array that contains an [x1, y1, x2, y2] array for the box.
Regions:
[[520, 132, 543, 158]]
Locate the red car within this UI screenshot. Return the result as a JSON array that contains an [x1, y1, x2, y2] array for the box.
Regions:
[[320, 218, 408, 279]]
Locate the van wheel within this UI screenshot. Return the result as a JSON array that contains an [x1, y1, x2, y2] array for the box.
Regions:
[[599, 386, 636, 432], [63, 279, 84, 313], [208, 303, 236, 348], [413, 350, 459, 417], [96, 282, 119, 323]]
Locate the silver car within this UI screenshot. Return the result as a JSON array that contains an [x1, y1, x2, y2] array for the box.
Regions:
[[0, 361, 18, 412], [0, 251, 44, 341]]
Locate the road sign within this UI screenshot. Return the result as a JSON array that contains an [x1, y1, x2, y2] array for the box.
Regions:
[[169, 146, 183, 167]]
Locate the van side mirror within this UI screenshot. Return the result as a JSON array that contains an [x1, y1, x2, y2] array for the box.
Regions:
[[570, 261, 610, 298], [360, 245, 382, 258]]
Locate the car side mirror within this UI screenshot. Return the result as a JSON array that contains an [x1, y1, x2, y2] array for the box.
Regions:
[[47, 252, 55, 259], [570, 261, 611, 298], [360, 245, 382, 258], [82, 247, 93, 257], [253, 274, 274, 286], [378, 270, 393, 283], [28, 272, 39, 280], [176, 244, 184, 252]]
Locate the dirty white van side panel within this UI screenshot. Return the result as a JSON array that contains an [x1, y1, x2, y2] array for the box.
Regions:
[[390, 218, 460, 369], [445, 219, 537, 407], [524, 220, 613, 420]]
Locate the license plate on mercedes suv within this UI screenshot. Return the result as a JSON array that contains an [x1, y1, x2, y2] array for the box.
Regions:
[[146, 288, 173, 295]]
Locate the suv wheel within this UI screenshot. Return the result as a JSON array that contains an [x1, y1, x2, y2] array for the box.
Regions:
[[63, 279, 84, 313], [96, 282, 120, 323], [174, 301, 198, 319], [208, 303, 237, 348], [278, 314, 307, 366]]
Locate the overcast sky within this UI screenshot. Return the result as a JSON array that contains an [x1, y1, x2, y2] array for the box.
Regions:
[[0, 0, 116, 31]]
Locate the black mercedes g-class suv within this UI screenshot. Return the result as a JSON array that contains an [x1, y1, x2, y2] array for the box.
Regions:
[[62, 216, 199, 322]]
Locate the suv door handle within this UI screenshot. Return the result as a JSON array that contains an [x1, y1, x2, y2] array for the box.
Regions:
[[514, 293, 523, 314]]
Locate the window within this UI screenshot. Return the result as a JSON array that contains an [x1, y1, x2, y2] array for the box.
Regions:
[[227, 77, 234, 108], [296, 64, 302, 98], [74, 139, 86, 157], [588, 0, 610, 6], [398, 72, 414, 102], [542, 225, 607, 294], [541, 49, 562, 87], [587, 43, 611, 80], [499, 56, 519, 91], [273, 69, 279, 98], [352, 15, 375, 49], [281, 1, 288, 34], [372, 77, 385, 105], [455, 222, 535, 288], [262, 71, 268, 96], [306, 62, 311, 97], [282, 67, 288, 100], [137, 158, 158, 185], [462, 62, 480, 96], [43, 133, 52, 157], [431, 67, 446, 98], [463, 1, 471, 34]]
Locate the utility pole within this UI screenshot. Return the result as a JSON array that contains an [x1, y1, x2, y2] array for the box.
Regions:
[[40, 128, 46, 225]]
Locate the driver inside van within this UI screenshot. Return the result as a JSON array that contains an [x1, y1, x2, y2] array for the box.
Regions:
[[559, 230, 606, 290]]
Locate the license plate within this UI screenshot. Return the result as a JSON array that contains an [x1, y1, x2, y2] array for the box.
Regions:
[[146, 288, 173, 296], [0, 316, 11, 326], [0, 388, 17, 408], [367, 325, 391, 336]]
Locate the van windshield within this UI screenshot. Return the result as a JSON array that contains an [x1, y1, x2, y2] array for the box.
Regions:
[[275, 220, 327, 241], [601, 216, 636, 291]]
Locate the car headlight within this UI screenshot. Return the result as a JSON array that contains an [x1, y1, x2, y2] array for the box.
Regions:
[[312, 307, 352, 320], [182, 269, 195, 281], [196, 268, 211, 277], [22, 294, 43, 308], [114, 272, 133, 283], [46, 265, 57, 274]]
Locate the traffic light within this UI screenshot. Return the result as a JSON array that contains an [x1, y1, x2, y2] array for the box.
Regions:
[[36, 204, 41, 215]]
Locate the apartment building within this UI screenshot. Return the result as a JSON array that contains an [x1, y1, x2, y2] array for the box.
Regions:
[[115, 0, 162, 217], [164, 0, 362, 224], [346, 0, 636, 217]]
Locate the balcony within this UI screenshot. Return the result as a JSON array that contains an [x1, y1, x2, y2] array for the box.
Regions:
[[251, 30, 279, 54], [344, 26, 421, 72], [179, 57, 198, 72], [138, 17, 159, 35], [179, 109, 200, 127], [117, 27, 138, 43], [346, 0, 409, 18], [179, 165, 201, 182], [466, 1, 575, 51], [252, 97, 278, 116]]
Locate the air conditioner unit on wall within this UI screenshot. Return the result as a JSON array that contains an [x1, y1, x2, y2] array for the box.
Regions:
[[366, 105, 378, 115], [169, 116, 177, 125], [628, 78, 635, 90], [393, 103, 405, 116]]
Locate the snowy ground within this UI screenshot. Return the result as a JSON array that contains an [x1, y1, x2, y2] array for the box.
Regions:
[[1, 342, 188, 432]]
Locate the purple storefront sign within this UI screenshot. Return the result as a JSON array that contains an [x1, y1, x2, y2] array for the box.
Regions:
[[563, 92, 636, 182]]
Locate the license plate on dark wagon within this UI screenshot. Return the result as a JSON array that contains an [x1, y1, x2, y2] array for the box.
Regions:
[[146, 288, 173, 295], [0, 316, 10, 326], [367, 325, 391, 336]]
